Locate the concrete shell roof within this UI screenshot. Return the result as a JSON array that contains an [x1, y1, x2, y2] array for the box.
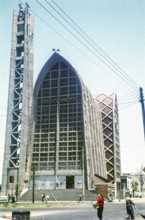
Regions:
[[34, 52, 85, 98]]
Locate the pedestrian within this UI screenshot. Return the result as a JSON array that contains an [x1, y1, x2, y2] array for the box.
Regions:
[[7, 194, 11, 203], [79, 193, 82, 201], [108, 193, 112, 202], [125, 194, 135, 219], [46, 194, 50, 203], [41, 193, 45, 202], [96, 194, 104, 220], [11, 194, 16, 203]]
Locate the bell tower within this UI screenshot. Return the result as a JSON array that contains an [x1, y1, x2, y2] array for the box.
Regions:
[[2, 3, 34, 195]]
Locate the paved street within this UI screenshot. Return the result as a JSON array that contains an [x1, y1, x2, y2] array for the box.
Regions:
[[0, 199, 145, 220]]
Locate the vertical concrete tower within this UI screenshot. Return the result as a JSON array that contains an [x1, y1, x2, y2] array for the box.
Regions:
[[2, 4, 34, 195], [95, 94, 121, 198]]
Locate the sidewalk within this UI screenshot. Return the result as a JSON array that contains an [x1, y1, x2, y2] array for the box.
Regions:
[[114, 197, 145, 203]]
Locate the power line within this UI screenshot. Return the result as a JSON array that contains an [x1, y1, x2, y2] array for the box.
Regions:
[[16, 0, 142, 114], [18, 0, 139, 93], [34, 0, 139, 91], [118, 89, 139, 101], [119, 101, 139, 110], [0, 92, 139, 108], [50, 0, 139, 89], [18, 0, 121, 85]]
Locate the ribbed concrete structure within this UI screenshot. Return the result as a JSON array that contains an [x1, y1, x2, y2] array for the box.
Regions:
[[32, 53, 107, 191], [95, 94, 121, 198], [2, 5, 122, 198], [1, 5, 34, 195]]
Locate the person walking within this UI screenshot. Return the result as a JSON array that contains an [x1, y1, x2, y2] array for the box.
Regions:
[[41, 193, 45, 202], [96, 194, 104, 220], [45, 194, 50, 203], [125, 194, 135, 219], [79, 193, 82, 201]]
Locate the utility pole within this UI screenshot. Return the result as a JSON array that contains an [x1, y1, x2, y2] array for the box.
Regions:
[[82, 147, 85, 201], [32, 165, 35, 203], [139, 87, 145, 139]]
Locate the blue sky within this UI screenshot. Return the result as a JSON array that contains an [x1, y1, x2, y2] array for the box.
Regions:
[[0, 0, 145, 183]]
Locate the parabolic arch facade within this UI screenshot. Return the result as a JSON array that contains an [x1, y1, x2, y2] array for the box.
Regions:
[[31, 52, 107, 190]]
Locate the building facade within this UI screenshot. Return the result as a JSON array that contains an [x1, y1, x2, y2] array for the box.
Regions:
[[95, 94, 121, 198], [1, 5, 122, 197], [31, 52, 107, 191], [121, 175, 132, 193]]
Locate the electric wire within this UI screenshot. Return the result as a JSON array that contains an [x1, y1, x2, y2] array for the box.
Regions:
[[119, 96, 139, 104], [119, 101, 138, 110], [118, 90, 138, 100], [19, 0, 127, 89], [0, 97, 140, 118], [0, 94, 140, 109], [45, 0, 139, 90], [35, 0, 139, 91], [3, 1, 142, 114], [19, 0, 140, 93], [49, 0, 139, 89]]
